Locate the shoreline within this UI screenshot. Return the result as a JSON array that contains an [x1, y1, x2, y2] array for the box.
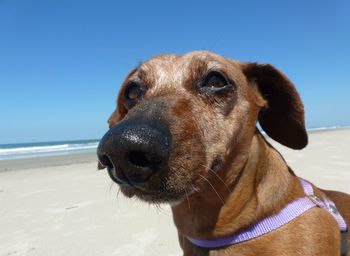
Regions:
[[307, 126, 350, 134], [0, 152, 97, 172]]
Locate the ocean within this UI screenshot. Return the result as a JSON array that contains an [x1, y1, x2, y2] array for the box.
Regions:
[[1, 126, 349, 161], [0, 139, 99, 160]]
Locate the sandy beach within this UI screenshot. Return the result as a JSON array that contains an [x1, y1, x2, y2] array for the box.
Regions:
[[0, 129, 349, 256]]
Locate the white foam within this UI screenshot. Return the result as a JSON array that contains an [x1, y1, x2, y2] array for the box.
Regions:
[[0, 142, 98, 160], [307, 125, 350, 132]]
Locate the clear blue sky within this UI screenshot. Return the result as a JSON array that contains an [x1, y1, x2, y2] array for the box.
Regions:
[[1, 0, 349, 144]]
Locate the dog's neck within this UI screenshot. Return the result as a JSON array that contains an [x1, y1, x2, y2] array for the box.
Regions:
[[171, 131, 304, 240]]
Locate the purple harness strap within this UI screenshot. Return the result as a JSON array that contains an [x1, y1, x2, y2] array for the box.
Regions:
[[186, 178, 348, 255]]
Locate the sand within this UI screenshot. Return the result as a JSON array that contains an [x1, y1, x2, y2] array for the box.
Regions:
[[0, 129, 349, 256]]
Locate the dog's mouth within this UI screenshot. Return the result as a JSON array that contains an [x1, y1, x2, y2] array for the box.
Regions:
[[119, 182, 187, 204], [106, 165, 132, 186], [107, 166, 187, 204]]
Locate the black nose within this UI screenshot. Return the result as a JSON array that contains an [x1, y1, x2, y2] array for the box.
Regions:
[[97, 119, 171, 185]]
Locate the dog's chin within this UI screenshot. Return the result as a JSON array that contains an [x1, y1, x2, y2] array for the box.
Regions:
[[119, 185, 187, 205]]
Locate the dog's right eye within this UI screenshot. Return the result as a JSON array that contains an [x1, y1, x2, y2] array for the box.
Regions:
[[123, 82, 144, 109]]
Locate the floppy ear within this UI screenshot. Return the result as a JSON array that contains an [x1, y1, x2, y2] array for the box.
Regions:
[[243, 63, 308, 149], [107, 110, 122, 128]]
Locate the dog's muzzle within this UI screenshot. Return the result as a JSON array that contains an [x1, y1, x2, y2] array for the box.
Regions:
[[97, 119, 171, 185]]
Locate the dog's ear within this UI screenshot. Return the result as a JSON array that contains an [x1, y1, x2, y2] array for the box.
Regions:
[[107, 110, 122, 128], [243, 63, 308, 149]]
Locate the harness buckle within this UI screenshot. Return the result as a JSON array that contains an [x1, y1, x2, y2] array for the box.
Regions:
[[307, 195, 324, 207]]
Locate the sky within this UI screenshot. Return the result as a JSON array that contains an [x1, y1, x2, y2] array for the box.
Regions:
[[0, 0, 349, 144]]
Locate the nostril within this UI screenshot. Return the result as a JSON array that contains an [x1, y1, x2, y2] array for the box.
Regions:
[[127, 150, 162, 168], [128, 151, 151, 167], [99, 154, 114, 169]]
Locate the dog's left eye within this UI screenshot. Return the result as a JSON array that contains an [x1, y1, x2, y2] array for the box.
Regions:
[[204, 71, 228, 89], [124, 82, 144, 109], [199, 71, 233, 94]]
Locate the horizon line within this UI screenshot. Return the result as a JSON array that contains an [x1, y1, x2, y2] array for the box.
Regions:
[[1, 125, 350, 146]]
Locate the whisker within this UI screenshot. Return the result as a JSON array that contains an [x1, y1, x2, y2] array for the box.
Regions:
[[109, 181, 114, 192], [198, 173, 225, 206], [201, 164, 231, 193], [207, 34, 224, 52], [116, 187, 121, 198], [190, 184, 200, 192], [153, 203, 170, 215], [153, 204, 160, 214], [185, 188, 191, 211]]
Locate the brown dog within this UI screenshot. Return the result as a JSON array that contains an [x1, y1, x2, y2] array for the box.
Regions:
[[97, 51, 350, 255]]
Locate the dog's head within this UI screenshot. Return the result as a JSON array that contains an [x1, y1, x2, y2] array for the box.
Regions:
[[97, 51, 307, 204]]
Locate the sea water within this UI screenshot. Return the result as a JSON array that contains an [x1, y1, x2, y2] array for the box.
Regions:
[[0, 140, 99, 160]]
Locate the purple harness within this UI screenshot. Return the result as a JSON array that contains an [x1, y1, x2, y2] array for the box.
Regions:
[[186, 178, 348, 255]]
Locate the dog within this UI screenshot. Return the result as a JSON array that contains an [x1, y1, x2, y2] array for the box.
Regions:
[[97, 51, 349, 256]]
